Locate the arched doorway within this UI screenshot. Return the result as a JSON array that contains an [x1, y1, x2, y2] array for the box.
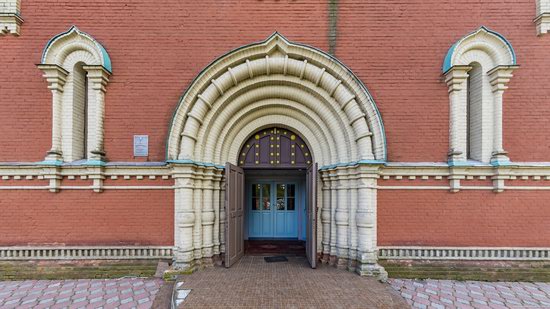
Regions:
[[168, 33, 387, 279], [224, 127, 317, 267]]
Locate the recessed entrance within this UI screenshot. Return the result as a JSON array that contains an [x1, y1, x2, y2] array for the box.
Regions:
[[170, 34, 387, 277], [224, 127, 317, 268]]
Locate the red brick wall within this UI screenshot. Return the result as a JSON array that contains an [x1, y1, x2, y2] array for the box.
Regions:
[[0, 1, 549, 248], [0, 190, 173, 246], [0, 0, 548, 163], [337, 0, 550, 162], [378, 190, 550, 247], [0, 0, 329, 162]]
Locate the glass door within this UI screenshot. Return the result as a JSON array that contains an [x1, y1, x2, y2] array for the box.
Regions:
[[274, 183, 297, 237], [249, 183, 272, 238], [248, 182, 298, 238]]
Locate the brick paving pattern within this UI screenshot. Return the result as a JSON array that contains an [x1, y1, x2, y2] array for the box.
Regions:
[[389, 278, 550, 309], [0, 278, 163, 309], [175, 255, 408, 308]]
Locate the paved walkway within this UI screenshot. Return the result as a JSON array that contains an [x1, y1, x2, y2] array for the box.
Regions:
[[175, 255, 408, 308], [389, 278, 550, 309], [0, 278, 163, 309]]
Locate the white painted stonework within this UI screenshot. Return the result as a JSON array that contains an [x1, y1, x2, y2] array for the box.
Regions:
[[535, 0, 550, 35], [0, 0, 22, 35], [444, 27, 518, 165], [167, 33, 387, 278], [39, 26, 111, 163]]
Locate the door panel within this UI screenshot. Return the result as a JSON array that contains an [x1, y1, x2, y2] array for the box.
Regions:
[[225, 163, 244, 268], [306, 163, 318, 268], [248, 182, 299, 238]]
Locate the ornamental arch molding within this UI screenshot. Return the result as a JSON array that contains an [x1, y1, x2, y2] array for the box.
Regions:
[[169, 33, 388, 279], [443, 26, 518, 165], [167, 33, 386, 165], [38, 26, 111, 163]]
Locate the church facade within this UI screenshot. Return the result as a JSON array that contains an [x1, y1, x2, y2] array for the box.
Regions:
[[1, 0, 550, 278]]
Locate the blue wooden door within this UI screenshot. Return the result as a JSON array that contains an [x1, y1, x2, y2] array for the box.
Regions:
[[249, 182, 298, 238]]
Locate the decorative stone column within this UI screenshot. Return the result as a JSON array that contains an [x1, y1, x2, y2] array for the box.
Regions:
[[444, 65, 472, 164], [37, 64, 69, 162], [193, 176, 203, 261], [335, 168, 350, 268], [201, 168, 216, 264], [0, 0, 23, 36], [172, 164, 196, 270], [328, 170, 338, 263], [212, 170, 222, 258], [535, 0, 550, 36], [355, 164, 387, 281], [320, 172, 332, 263], [348, 172, 359, 272], [488, 65, 518, 165], [83, 65, 110, 162]]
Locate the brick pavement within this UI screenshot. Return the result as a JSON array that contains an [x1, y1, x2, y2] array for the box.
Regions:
[[389, 278, 550, 309], [175, 255, 408, 308], [0, 278, 163, 309]]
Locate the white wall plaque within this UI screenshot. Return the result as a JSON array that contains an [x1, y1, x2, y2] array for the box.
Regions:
[[134, 135, 149, 157]]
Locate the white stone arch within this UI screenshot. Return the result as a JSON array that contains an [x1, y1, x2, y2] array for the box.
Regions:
[[167, 33, 386, 165], [41, 26, 112, 72], [197, 83, 351, 164], [222, 111, 331, 166], [38, 26, 111, 163], [170, 33, 387, 279], [443, 26, 518, 165]]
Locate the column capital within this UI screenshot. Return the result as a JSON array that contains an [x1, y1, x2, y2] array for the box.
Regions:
[[488, 65, 519, 92], [37, 64, 69, 92], [83, 65, 111, 92], [444, 65, 472, 93]]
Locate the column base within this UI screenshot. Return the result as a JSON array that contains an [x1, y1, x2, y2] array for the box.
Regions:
[[45, 150, 63, 162], [447, 149, 465, 165], [336, 257, 348, 270], [89, 150, 106, 162], [347, 259, 357, 272], [171, 260, 195, 272], [356, 262, 388, 282], [490, 151, 510, 166], [321, 253, 330, 264]]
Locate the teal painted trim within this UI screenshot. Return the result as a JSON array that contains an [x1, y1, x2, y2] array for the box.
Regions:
[[319, 159, 387, 170], [447, 161, 473, 167], [35, 160, 63, 166], [165, 32, 387, 161], [5, 160, 550, 168], [443, 41, 459, 73], [319, 162, 354, 170], [41, 26, 112, 73], [490, 159, 514, 167], [447, 159, 492, 167], [357, 159, 386, 165], [167, 160, 225, 169], [83, 160, 107, 166], [443, 26, 516, 73]]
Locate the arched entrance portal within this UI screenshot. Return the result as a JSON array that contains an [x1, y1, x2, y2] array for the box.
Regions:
[[225, 127, 317, 268], [168, 33, 387, 279]]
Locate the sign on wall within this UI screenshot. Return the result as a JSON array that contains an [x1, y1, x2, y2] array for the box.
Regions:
[[133, 135, 149, 157]]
